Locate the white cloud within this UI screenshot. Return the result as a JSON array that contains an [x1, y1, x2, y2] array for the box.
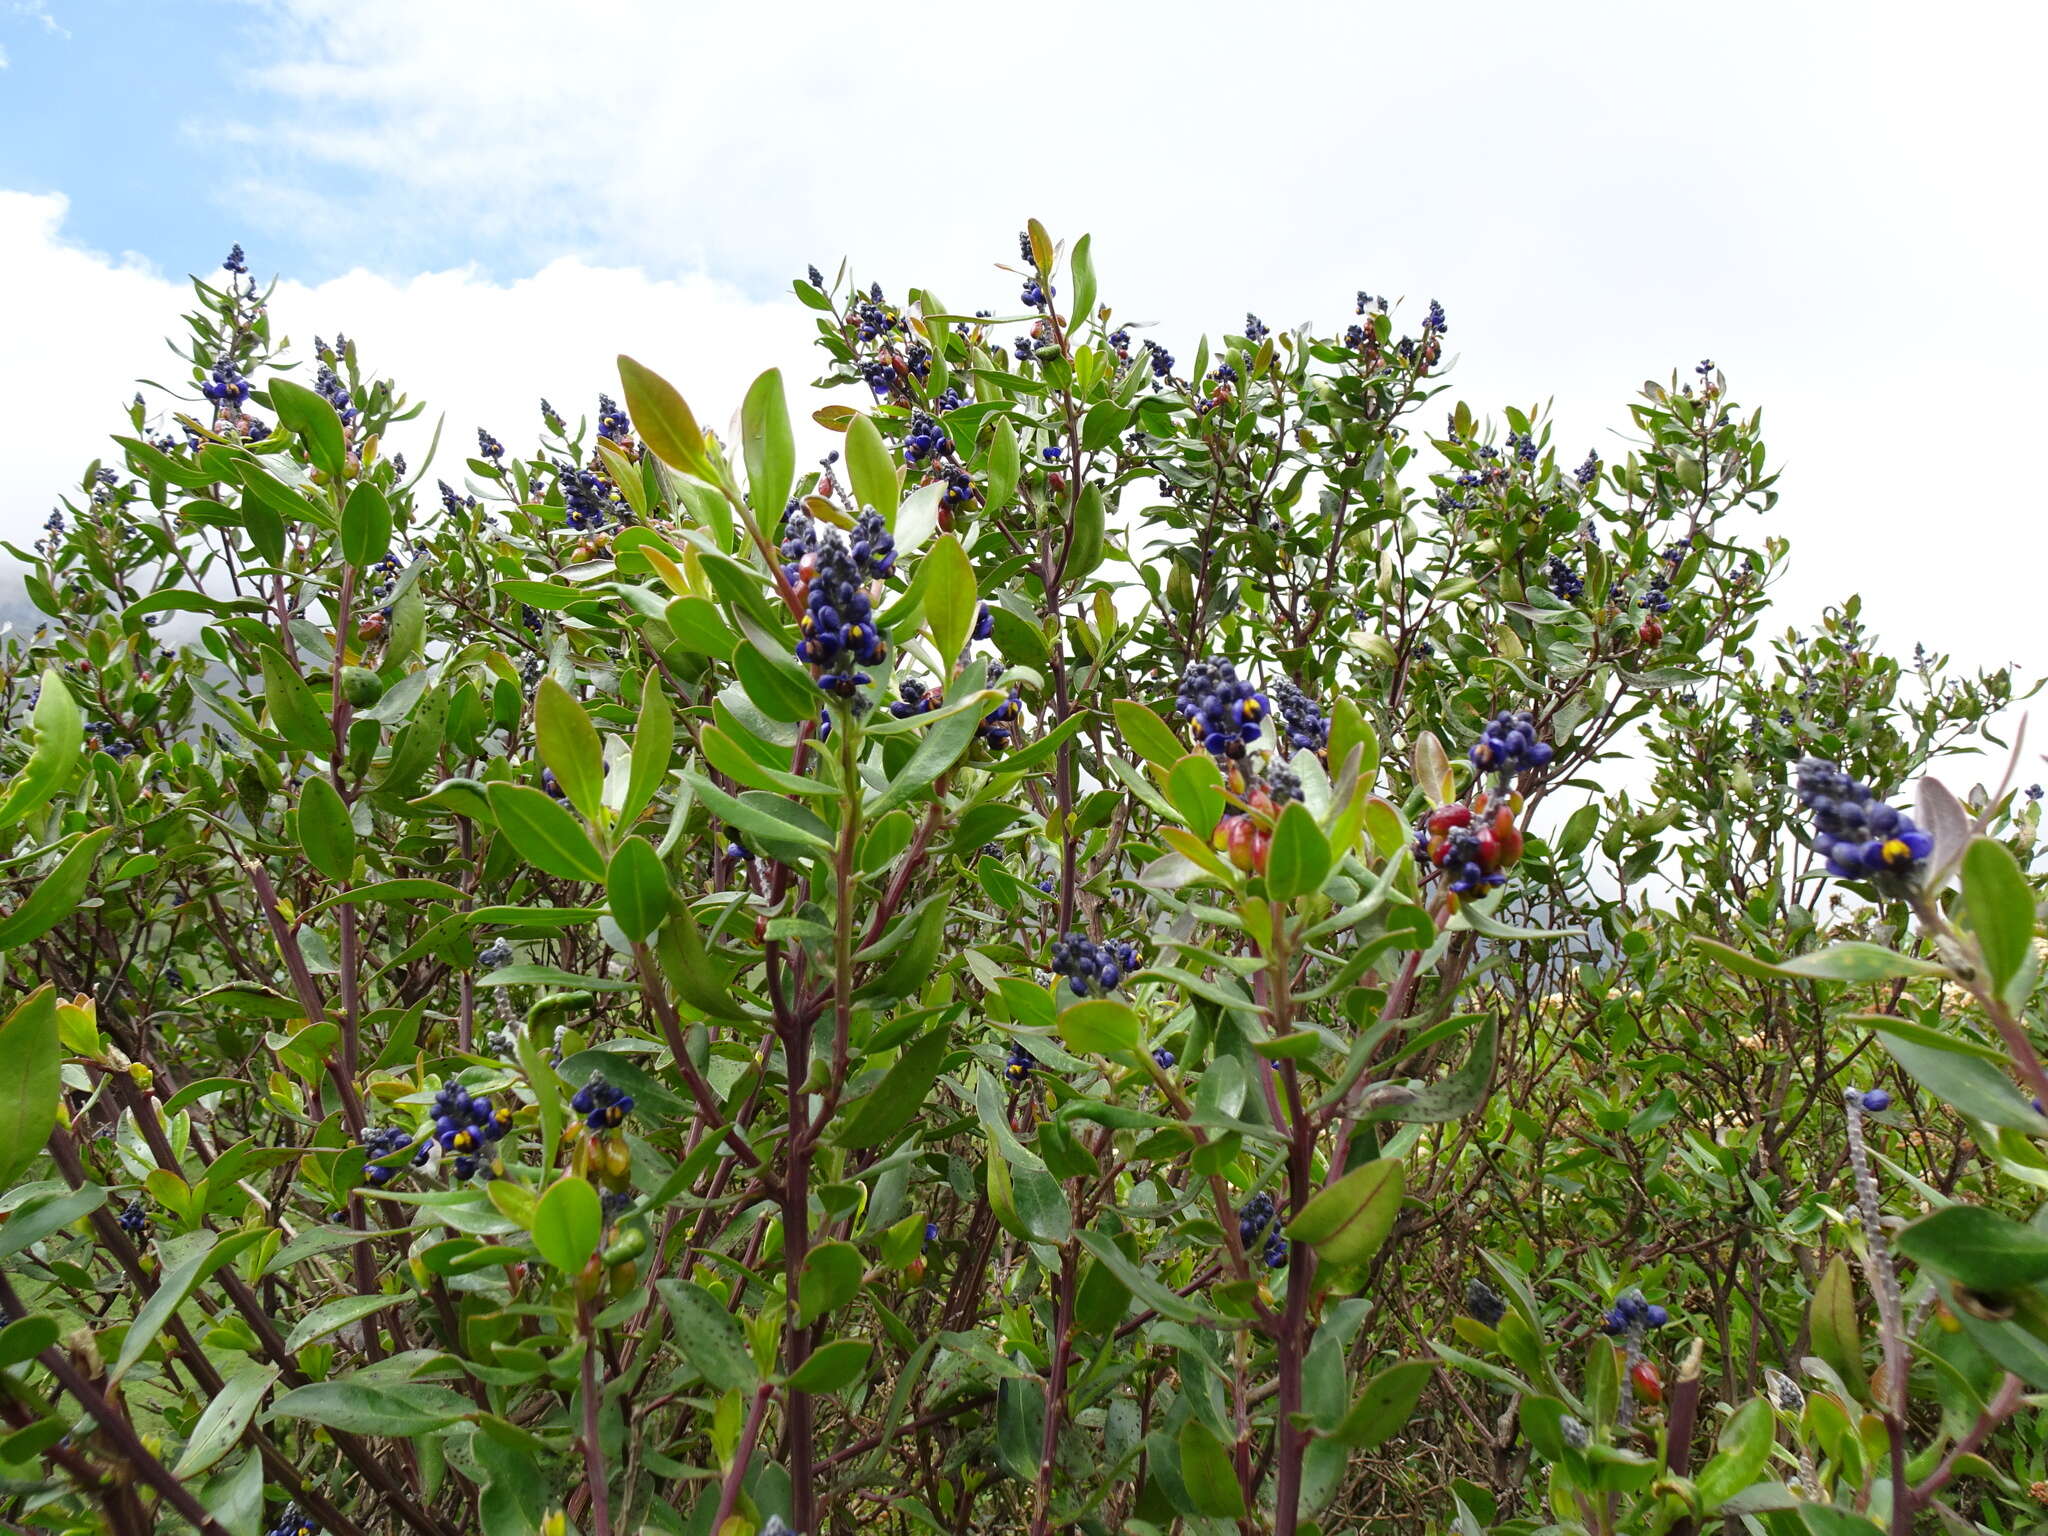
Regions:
[[10, 0, 2048, 693], [2, 186, 821, 558]]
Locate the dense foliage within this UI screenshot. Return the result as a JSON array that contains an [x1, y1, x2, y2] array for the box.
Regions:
[[1, 225, 2044, 1536]]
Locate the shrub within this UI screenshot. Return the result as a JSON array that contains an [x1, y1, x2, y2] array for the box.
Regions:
[[0, 226, 2039, 1536]]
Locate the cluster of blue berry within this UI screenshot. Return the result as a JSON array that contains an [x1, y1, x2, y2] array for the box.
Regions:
[[1049, 933, 1139, 998], [559, 461, 625, 532], [571, 1073, 635, 1131], [1575, 452, 1601, 488], [222, 243, 249, 277], [1175, 658, 1270, 765], [1796, 758, 1932, 884], [1269, 679, 1329, 755], [1547, 556, 1585, 600], [360, 1124, 418, 1188], [264, 1501, 318, 1536], [313, 364, 358, 428], [1468, 710, 1555, 785], [1003, 1042, 1037, 1084], [477, 427, 505, 461], [477, 937, 514, 970], [596, 393, 631, 443], [1244, 313, 1269, 342], [1507, 430, 1539, 464], [1465, 1278, 1507, 1325], [84, 720, 136, 760], [201, 363, 250, 409], [980, 662, 1021, 750], [428, 1079, 515, 1179], [1144, 339, 1175, 381], [902, 410, 954, 465], [116, 1199, 149, 1238], [1599, 1290, 1668, 1336], [787, 512, 892, 697], [1237, 1192, 1289, 1269]]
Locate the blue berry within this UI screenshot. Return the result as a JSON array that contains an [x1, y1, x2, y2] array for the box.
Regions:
[[1547, 557, 1585, 600], [1468, 710, 1554, 786], [1465, 1278, 1506, 1326], [1797, 759, 1933, 885], [571, 1072, 634, 1132], [1049, 933, 1140, 999], [1175, 658, 1270, 764], [1152, 1048, 1176, 1070], [1861, 1089, 1891, 1112]]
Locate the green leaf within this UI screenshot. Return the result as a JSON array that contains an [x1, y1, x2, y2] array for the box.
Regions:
[[535, 677, 607, 824], [171, 1366, 276, 1478], [733, 640, 823, 725], [837, 1027, 953, 1149], [1164, 753, 1225, 835], [1796, 1505, 1884, 1535], [786, 1337, 873, 1394], [1066, 481, 1105, 580], [798, 1240, 865, 1325], [605, 836, 671, 944], [985, 418, 1020, 511], [284, 1293, 396, 1352], [1896, 1204, 2048, 1291], [1267, 801, 1332, 901], [532, 1177, 602, 1275], [1693, 936, 1946, 984], [1363, 1015, 1498, 1124], [0, 829, 115, 950], [1058, 998, 1140, 1056], [868, 698, 984, 820], [0, 1183, 106, 1260], [1325, 1359, 1432, 1449], [296, 776, 356, 883], [845, 412, 901, 525], [655, 1277, 761, 1400], [741, 368, 795, 520], [1069, 232, 1097, 329], [1080, 401, 1129, 453], [270, 1379, 474, 1437], [268, 377, 348, 480], [0, 987, 61, 1188], [0, 1314, 59, 1367], [113, 1230, 263, 1383], [1289, 1158, 1404, 1269], [1177, 1417, 1247, 1518], [620, 668, 674, 825], [339, 480, 392, 567], [1073, 1230, 1208, 1323], [656, 1280, 758, 1392], [923, 532, 977, 672], [1963, 836, 2036, 995], [617, 355, 711, 478], [1112, 699, 1184, 771], [1695, 1397, 1774, 1510], [1870, 1027, 2047, 1132], [258, 647, 333, 756], [486, 782, 606, 882], [0, 667, 82, 829], [1809, 1254, 1869, 1401]]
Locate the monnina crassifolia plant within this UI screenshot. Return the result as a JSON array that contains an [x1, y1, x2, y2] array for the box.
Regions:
[[0, 223, 2043, 1536]]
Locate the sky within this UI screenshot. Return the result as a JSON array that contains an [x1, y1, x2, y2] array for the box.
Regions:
[[2, 0, 2044, 701]]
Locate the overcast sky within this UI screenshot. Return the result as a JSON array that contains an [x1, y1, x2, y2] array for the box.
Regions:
[[3, 0, 2043, 693]]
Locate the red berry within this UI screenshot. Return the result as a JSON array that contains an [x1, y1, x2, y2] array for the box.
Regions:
[[1630, 1360, 1663, 1404], [1427, 803, 1473, 833]]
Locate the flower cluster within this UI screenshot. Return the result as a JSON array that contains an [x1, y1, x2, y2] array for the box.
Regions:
[[222, 243, 249, 276], [559, 461, 626, 532], [1175, 658, 1270, 764], [1244, 312, 1269, 341], [477, 427, 504, 461], [1468, 710, 1554, 786], [1050, 932, 1140, 998], [571, 1072, 635, 1132], [1237, 1192, 1289, 1269], [1796, 757, 1933, 884], [1270, 679, 1329, 755], [596, 393, 631, 442]]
